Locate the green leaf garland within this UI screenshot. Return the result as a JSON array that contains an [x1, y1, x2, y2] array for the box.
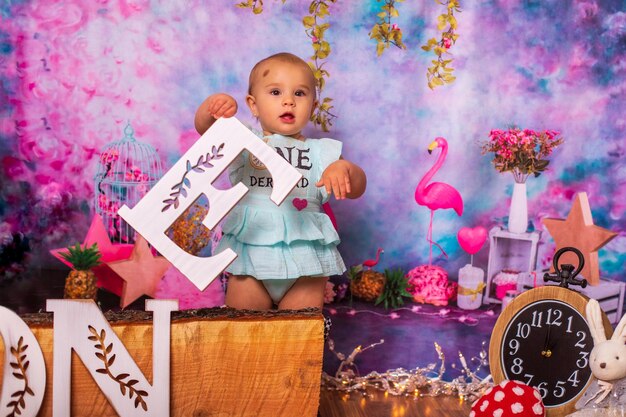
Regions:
[[369, 0, 407, 57], [421, 0, 461, 89]]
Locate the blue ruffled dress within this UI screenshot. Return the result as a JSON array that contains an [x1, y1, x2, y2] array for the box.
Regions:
[[216, 133, 346, 280]]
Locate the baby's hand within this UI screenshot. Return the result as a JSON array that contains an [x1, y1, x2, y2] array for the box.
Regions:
[[316, 160, 352, 200], [206, 93, 238, 119]]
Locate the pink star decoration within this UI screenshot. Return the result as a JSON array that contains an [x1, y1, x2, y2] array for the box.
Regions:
[[50, 214, 133, 296], [107, 235, 172, 308]]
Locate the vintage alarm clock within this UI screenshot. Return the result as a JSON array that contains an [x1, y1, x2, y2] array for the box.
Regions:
[[489, 247, 612, 417]]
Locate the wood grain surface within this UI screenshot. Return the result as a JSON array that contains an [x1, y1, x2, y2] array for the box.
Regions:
[[0, 310, 324, 417], [319, 388, 471, 417]]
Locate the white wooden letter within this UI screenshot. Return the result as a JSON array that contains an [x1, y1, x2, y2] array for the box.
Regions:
[[46, 299, 178, 417], [118, 117, 302, 290], [0, 306, 46, 417]]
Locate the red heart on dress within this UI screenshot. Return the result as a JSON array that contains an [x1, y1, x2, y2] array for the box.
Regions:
[[292, 198, 308, 211], [457, 226, 488, 255]]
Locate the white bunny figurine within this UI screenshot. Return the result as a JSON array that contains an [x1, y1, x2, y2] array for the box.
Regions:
[[569, 299, 626, 416]]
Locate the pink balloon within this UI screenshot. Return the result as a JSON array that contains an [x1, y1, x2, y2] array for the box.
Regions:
[[457, 226, 488, 255]]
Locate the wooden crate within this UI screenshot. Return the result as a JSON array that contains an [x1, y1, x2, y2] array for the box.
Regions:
[[484, 227, 541, 304], [0, 308, 324, 417], [517, 273, 626, 324]]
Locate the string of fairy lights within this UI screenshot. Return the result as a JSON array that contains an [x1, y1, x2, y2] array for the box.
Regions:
[[324, 304, 499, 326], [321, 338, 492, 402]]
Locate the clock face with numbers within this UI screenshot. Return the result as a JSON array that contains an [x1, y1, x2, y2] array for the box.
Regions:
[[489, 286, 612, 417]]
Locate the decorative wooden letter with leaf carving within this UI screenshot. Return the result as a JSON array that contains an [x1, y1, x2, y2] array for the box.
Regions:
[[46, 299, 178, 417], [0, 306, 46, 417], [118, 117, 302, 290]]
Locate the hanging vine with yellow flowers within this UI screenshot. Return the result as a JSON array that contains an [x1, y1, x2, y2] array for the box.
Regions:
[[236, 0, 285, 15], [370, 0, 461, 89], [303, 0, 336, 131], [236, 0, 462, 129], [369, 0, 407, 56], [421, 0, 461, 89]]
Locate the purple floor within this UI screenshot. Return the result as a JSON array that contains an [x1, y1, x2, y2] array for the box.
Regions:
[[322, 299, 500, 381]]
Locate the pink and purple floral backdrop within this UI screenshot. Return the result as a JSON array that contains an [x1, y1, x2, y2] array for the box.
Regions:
[[0, 1, 624, 281]]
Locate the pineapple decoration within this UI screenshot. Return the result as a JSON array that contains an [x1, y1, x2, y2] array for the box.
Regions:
[[349, 248, 386, 302], [348, 265, 386, 302], [60, 243, 102, 300], [375, 268, 413, 309]]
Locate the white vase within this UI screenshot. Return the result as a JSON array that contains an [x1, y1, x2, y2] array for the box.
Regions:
[[508, 181, 528, 234]]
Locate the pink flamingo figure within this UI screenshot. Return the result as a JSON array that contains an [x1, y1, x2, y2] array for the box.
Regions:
[[414, 137, 464, 264], [362, 248, 384, 270]]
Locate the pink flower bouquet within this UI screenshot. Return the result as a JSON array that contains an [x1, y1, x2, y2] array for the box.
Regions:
[[482, 128, 564, 183]]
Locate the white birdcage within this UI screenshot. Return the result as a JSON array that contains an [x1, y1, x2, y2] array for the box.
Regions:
[[94, 123, 163, 243]]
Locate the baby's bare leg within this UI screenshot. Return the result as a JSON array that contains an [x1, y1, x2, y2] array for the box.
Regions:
[[225, 275, 273, 310], [278, 276, 327, 310]]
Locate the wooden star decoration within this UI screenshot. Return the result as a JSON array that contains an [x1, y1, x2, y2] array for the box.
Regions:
[[106, 235, 172, 308], [50, 215, 133, 296], [542, 192, 617, 286]]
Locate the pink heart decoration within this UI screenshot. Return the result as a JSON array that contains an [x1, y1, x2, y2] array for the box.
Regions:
[[457, 226, 488, 255], [292, 198, 308, 211]]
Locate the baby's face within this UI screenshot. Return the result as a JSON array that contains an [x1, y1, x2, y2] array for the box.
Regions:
[[247, 61, 316, 138]]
